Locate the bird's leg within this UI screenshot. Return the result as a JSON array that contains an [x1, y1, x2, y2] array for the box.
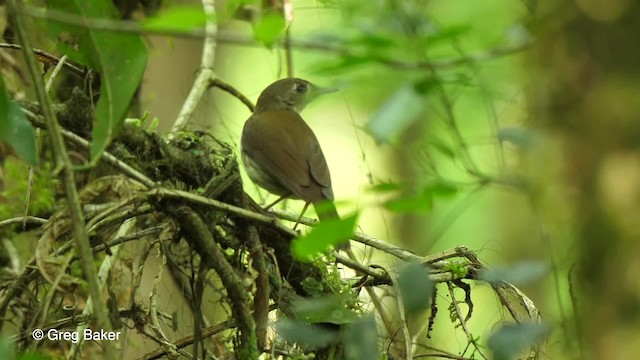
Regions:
[[263, 195, 287, 211], [293, 202, 312, 231]]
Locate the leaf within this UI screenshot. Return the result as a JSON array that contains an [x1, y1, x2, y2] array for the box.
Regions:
[[293, 296, 360, 325], [47, 0, 148, 163], [142, 6, 209, 33], [396, 262, 432, 314], [365, 83, 428, 144], [292, 213, 358, 260], [367, 181, 401, 193], [488, 323, 550, 360], [276, 318, 340, 349], [253, 12, 286, 46], [480, 261, 547, 285], [343, 316, 379, 360], [498, 127, 533, 149], [383, 193, 433, 213], [0, 77, 37, 165]]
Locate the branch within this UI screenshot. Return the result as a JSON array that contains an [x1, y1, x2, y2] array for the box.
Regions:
[[171, 0, 217, 132]]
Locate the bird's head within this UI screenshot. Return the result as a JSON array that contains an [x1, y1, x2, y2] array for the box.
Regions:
[[254, 78, 336, 113]]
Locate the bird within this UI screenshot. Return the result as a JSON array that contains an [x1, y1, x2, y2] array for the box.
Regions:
[[241, 78, 349, 250]]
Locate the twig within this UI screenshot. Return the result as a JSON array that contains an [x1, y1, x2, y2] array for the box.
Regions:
[[447, 282, 487, 359], [0, 216, 47, 228], [5, 1, 116, 358], [210, 78, 254, 112], [389, 271, 413, 360], [171, 0, 217, 132], [0, 43, 85, 77]]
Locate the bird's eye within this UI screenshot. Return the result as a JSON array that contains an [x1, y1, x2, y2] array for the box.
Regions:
[[295, 83, 307, 93]]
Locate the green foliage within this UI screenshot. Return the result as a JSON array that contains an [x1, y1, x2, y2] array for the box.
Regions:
[[441, 260, 471, 279], [276, 318, 340, 349], [293, 296, 360, 325], [46, 0, 147, 163], [253, 13, 286, 46], [0, 160, 55, 221], [396, 262, 432, 313], [0, 337, 51, 360], [488, 323, 550, 360], [0, 77, 36, 165], [365, 80, 435, 144], [383, 180, 458, 213], [343, 316, 379, 360], [142, 6, 209, 33], [480, 261, 547, 285], [292, 213, 358, 260]]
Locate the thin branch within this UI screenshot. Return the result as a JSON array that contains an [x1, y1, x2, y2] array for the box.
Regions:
[[5, 2, 116, 358], [210, 78, 255, 112], [0, 43, 85, 77], [171, 0, 217, 132]]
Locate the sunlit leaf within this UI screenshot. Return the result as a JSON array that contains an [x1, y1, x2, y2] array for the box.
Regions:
[[480, 261, 547, 285], [343, 316, 379, 360], [397, 262, 432, 313], [365, 82, 430, 144], [488, 323, 550, 360], [47, 0, 148, 163], [292, 213, 358, 260], [142, 6, 209, 32], [253, 12, 286, 46], [276, 318, 340, 349], [0, 77, 37, 165], [293, 296, 360, 325]]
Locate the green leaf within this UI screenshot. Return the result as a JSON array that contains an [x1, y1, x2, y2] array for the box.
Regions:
[[292, 213, 358, 260], [142, 6, 209, 33], [0, 337, 13, 360], [253, 13, 286, 46], [383, 181, 457, 213], [276, 318, 340, 349], [383, 192, 433, 213], [367, 181, 401, 193], [396, 262, 432, 314], [0, 77, 37, 165], [343, 316, 379, 360], [488, 323, 550, 360], [47, 0, 148, 163], [365, 83, 428, 144], [293, 296, 360, 325], [480, 261, 547, 285]]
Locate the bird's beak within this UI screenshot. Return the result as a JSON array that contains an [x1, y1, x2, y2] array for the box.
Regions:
[[310, 84, 338, 98]]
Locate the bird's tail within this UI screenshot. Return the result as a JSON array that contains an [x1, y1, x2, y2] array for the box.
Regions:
[[313, 200, 350, 251]]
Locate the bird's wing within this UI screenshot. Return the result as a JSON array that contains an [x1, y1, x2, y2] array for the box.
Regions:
[[242, 110, 333, 202]]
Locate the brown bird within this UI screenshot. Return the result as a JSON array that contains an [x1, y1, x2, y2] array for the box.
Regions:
[[241, 78, 348, 249]]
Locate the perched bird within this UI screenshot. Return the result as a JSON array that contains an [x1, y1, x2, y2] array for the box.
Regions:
[[241, 78, 348, 249]]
